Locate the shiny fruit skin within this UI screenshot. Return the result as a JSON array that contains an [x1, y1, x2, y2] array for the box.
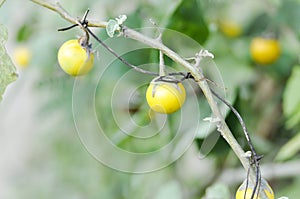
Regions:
[[236, 179, 274, 199], [146, 80, 186, 114], [13, 46, 32, 68], [58, 39, 94, 76], [250, 37, 280, 65]]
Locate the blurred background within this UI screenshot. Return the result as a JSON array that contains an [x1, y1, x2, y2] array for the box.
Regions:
[[1, 0, 300, 198]]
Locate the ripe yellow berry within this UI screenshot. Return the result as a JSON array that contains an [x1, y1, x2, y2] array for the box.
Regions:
[[58, 39, 94, 76], [146, 79, 186, 114], [236, 179, 274, 199]]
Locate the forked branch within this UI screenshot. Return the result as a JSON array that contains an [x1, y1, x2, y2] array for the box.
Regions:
[[30, 1, 266, 197]]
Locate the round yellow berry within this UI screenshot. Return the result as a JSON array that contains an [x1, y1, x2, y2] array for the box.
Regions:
[[58, 39, 94, 76], [236, 179, 274, 199], [146, 79, 186, 114]]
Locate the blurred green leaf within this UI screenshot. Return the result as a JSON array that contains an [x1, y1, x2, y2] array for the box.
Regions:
[[277, 176, 300, 198], [0, 0, 5, 7], [275, 131, 300, 161], [204, 183, 230, 199], [122, 9, 143, 28], [134, 0, 182, 27], [16, 23, 34, 42], [245, 13, 271, 36], [0, 24, 18, 101], [283, 65, 300, 128], [278, 0, 300, 31], [216, 56, 256, 93], [154, 181, 182, 199], [167, 0, 209, 45]]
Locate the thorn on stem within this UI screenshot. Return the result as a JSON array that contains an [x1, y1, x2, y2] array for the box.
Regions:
[[57, 24, 78, 31]]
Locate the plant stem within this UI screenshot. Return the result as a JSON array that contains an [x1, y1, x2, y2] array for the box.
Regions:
[[87, 28, 158, 76], [30, 0, 107, 28], [159, 50, 166, 76], [157, 33, 166, 77]]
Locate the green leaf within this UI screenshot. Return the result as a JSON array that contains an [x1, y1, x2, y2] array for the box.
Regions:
[[283, 65, 300, 128], [0, 24, 18, 102], [167, 0, 209, 45], [277, 176, 300, 198], [16, 23, 34, 42], [275, 131, 300, 161], [154, 181, 182, 199], [204, 183, 230, 199], [278, 0, 300, 31]]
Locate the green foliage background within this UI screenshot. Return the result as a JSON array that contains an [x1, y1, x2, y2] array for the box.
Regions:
[[1, 0, 300, 198]]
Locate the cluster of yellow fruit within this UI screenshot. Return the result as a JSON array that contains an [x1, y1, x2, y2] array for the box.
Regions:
[[57, 39, 186, 114], [219, 21, 281, 65]]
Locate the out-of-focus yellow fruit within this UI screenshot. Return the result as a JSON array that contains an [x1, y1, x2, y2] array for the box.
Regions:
[[13, 46, 32, 68], [250, 37, 281, 65], [219, 20, 242, 38]]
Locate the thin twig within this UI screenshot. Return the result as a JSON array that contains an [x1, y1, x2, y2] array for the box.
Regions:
[[86, 28, 158, 76], [30, 0, 107, 28], [153, 22, 166, 76], [159, 50, 166, 76]]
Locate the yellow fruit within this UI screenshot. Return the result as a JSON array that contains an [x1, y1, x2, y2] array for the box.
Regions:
[[236, 179, 274, 199], [13, 46, 32, 68], [146, 79, 186, 114], [250, 37, 281, 65], [58, 39, 94, 76], [219, 20, 242, 38]]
